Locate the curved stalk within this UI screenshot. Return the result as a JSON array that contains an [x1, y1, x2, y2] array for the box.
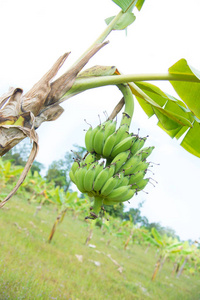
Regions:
[[60, 72, 200, 103], [117, 84, 134, 127]]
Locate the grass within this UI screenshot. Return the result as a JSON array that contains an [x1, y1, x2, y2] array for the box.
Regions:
[[0, 191, 200, 300]]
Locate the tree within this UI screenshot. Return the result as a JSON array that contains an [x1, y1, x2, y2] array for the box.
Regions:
[[1, 0, 200, 208]]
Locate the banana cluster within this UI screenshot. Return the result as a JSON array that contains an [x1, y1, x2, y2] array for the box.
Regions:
[[69, 118, 155, 218], [70, 138, 154, 201]]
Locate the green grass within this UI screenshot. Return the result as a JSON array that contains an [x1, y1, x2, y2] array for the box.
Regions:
[[0, 192, 200, 300]]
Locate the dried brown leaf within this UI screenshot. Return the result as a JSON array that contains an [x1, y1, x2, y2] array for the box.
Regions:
[[22, 52, 70, 116]]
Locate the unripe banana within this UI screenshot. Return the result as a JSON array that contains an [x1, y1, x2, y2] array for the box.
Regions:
[[120, 154, 142, 175], [93, 167, 110, 192], [94, 161, 105, 179], [107, 188, 136, 203], [130, 137, 147, 156], [131, 178, 149, 191], [85, 125, 100, 153], [83, 153, 97, 168], [84, 165, 97, 192], [111, 135, 136, 158], [108, 163, 116, 178], [116, 175, 130, 188], [104, 120, 117, 140], [74, 167, 87, 193], [103, 199, 119, 206], [71, 160, 79, 174], [102, 131, 118, 157], [128, 171, 146, 185], [133, 161, 150, 173], [100, 176, 119, 197], [69, 169, 76, 183], [106, 185, 132, 201], [119, 188, 136, 202], [114, 123, 129, 147], [110, 150, 130, 173], [93, 126, 105, 155], [139, 146, 155, 160], [85, 126, 93, 152]]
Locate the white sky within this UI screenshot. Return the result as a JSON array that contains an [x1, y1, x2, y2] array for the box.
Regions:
[[1, 0, 200, 241]]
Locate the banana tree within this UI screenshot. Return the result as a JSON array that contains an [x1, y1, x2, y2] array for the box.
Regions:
[[142, 227, 183, 280], [47, 188, 79, 242], [1, 0, 200, 208]]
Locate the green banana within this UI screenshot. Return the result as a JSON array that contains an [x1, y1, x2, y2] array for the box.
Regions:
[[131, 178, 149, 191], [116, 175, 130, 188], [130, 137, 147, 156], [85, 126, 93, 152], [128, 171, 146, 185], [74, 167, 87, 193], [71, 160, 79, 174], [107, 185, 132, 201], [82, 153, 97, 167], [133, 161, 150, 173], [108, 163, 116, 178], [104, 120, 117, 140], [111, 135, 136, 158], [120, 153, 142, 175], [85, 125, 100, 153], [103, 199, 119, 206], [119, 188, 136, 202], [110, 150, 130, 173], [102, 131, 118, 157], [69, 160, 80, 183], [113, 123, 129, 147], [93, 125, 105, 155], [69, 169, 76, 183], [93, 161, 105, 179], [93, 167, 110, 192], [84, 164, 97, 192], [100, 176, 119, 197], [139, 146, 155, 160]]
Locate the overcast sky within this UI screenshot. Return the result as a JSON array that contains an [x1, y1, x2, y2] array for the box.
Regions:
[[1, 0, 200, 241]]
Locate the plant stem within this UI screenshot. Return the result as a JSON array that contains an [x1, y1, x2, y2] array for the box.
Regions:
[[61, 72, 200, 103], [117, 84, 134, 127], [93, 196, 103, 216], [71, 11, 124, 67], [69, 72, 200, 91]]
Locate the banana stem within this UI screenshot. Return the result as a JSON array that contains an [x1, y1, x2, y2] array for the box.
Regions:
[[70, 11, 124, 68], [93, 196, 103, 216], [117, 84, 134, 127]]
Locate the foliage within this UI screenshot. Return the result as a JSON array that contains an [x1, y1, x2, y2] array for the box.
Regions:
[[2, 139, 44, 175]]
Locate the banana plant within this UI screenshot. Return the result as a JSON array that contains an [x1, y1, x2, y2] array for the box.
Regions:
[[142, 227, 183, 280], [47, 188, 79, 242], [1, 0, 200, 208]]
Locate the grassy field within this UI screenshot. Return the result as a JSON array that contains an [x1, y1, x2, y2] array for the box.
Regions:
[[0, 191, 200, 300]]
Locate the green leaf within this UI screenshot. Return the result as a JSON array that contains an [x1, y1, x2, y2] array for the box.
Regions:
[[166, 242, 183, 252], [136, 0, 146, 10], [112, 0, 137, 12], [132, 82, 193, 129], [181, 121, 200, 157], [141, 232, 160, 247], [151, 228, 164, 246], [105, 12, 136, 30], [169, 59, 200, 119]]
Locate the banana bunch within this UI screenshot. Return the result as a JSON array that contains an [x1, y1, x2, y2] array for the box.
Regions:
[[69, 84, 155, 219], [69, 140, 155, 218]]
